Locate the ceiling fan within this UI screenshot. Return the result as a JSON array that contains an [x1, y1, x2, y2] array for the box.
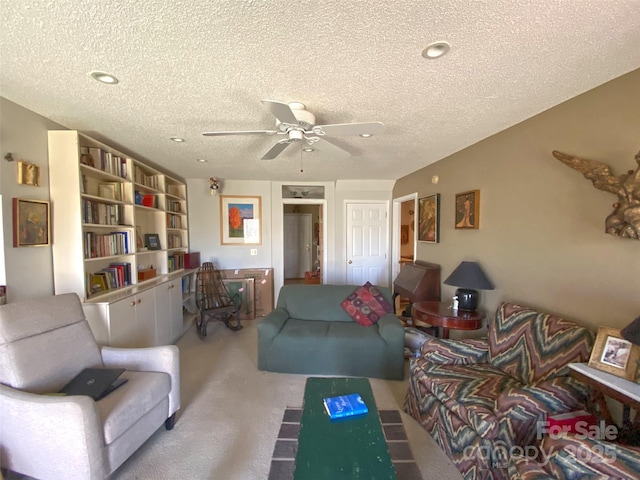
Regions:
[[202, 100, 384, 160]]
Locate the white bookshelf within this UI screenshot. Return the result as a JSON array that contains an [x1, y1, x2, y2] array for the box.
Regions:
[[48, 130, 193, 346]]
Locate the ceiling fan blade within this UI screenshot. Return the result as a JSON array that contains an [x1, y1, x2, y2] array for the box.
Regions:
[[202, 130, 278, 136], [262, 99, 299, 125], [311, 137, 350, 158], [261, 140, 291, 160], [311, 121, 385, 137]]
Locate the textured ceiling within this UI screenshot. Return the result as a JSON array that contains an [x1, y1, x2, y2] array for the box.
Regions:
[[2, 1, 640, 182]]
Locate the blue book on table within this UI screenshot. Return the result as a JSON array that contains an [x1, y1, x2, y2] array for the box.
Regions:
[[323, 393, 368, 420]]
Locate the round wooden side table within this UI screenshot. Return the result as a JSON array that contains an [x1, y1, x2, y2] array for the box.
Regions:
[[411, 301, 485, 339]]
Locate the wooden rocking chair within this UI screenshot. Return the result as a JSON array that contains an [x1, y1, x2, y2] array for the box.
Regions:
[[195, 262, 243, 337]]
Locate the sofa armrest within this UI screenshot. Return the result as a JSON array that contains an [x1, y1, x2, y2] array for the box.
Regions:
[[419, 337, 489, 365], [257, 307, 289, 340], [101, 345, 180, 415], [377, 314, 404, 343], [0, 383, 108, 480], [496, 376, 588, 447]]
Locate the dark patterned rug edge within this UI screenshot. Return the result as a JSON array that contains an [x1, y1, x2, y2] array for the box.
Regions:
[[267, 408, 422, 480]]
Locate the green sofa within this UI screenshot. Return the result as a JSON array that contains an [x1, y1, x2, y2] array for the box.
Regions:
[[257, 284, 404, 380]]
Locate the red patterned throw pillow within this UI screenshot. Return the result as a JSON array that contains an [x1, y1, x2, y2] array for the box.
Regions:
[[341, 282, 393, 327]]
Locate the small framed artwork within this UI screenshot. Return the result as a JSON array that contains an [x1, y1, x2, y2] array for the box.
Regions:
[[17, 161, 40, 186], [588, 327, 640, 380], [455, 190, 480, 229], [144, 233, 161, 250], [220, 195, 262, 245], [418, 194, 440, 243], [12, 198, 50, 247]]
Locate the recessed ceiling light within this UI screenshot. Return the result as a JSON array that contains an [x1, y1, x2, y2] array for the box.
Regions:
[[88, 71, 119, 84], [170, 137, 185, 143], [195, 158, 208, 163], [422, 41, 450, 59], [303, 148, 314, 152], [359, 133, 373, 138]]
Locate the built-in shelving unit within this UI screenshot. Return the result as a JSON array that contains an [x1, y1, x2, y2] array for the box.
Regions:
[[48, 130, 193, 346]]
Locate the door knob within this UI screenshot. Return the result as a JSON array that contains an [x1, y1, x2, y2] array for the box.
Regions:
[[348, 260, 352, 264]]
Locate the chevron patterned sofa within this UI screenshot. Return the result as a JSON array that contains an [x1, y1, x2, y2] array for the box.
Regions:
[[405, 302, 594, 480]]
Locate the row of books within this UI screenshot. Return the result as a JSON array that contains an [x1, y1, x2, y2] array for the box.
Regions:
[[81, 147, 128, 178], [167, 232, 183, 248], [167, 252, 186, 272], [84, 231, 131, 259], [82, 200, 125, 226], [133, 165, 160, 190], [166, 185, 183, 198], [167, 200, 182, 213], [97, 182, 124, 201], [135, 192, 159, 208], [167, 214, 183, 229], [86, 262, 132, 297]]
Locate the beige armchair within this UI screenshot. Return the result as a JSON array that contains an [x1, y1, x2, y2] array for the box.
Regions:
[[0, 293, 180, 480]]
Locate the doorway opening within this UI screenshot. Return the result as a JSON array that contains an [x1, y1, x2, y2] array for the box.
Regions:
[[283, 204, 322, 285]]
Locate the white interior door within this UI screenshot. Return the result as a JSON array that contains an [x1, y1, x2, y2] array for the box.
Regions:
[[346, 202, 389, 286], [284, 214, 312, 278]]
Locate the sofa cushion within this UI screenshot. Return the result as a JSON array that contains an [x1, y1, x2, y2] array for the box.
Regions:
[[412, 359, 521, 439], [96, 370, 171, 445], [488, 303, 593, 384], [341, 282, 393, 326]]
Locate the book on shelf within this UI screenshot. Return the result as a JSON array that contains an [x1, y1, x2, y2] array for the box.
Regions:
[[323, 393, 368, 420], [142, 194, 156, 208]]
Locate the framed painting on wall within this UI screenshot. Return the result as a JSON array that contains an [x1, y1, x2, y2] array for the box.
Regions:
[[418, 194, 440, 243], [455, 190, 480, 229], [220, 195, 262, 245], [12, 198, 50, 247]]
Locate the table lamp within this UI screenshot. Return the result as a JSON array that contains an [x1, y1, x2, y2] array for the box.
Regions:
[[621, 315, 640, 346], [443, 261, 494, 311]]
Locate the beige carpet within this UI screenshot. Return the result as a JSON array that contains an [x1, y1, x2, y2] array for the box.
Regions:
[[6, 320, 462, 480]]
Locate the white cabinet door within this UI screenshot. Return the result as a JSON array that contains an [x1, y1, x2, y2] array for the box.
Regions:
[[107, 297, 138, 347], [169, 278, 183, 341], [154, 281, 173, 345]]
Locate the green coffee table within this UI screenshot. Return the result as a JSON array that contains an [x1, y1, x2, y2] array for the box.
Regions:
[[294, 377, 397, 480]]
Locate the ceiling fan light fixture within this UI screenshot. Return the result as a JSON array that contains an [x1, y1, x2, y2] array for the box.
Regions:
[[303, 147, 314, 152], [422, 41, 450, 59], [88, 71, 119, 84]]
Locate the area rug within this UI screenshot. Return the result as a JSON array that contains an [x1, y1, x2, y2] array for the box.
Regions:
[[268, 408, 422, 480]]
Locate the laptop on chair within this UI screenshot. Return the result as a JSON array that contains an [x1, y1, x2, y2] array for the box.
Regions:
[[59, 368, 126, 400]]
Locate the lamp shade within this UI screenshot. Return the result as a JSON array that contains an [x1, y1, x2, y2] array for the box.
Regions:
[[444, 262, 494, 290], [621, 316, 640, 346]]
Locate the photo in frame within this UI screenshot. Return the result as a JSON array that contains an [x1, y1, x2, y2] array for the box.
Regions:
[[418, 194, 440, 243], [455, 190, 480, 229], [588, 327, 640, 380], [220, 195, 262, 245], [12, 198, 50, 247], [17, 160, 40, 187], [144, 233, 161, 250]]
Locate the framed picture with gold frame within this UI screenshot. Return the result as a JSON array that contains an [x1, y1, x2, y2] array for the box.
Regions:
[[418, 194, 440, 243], [17, 160, 40, 186], [588, 327, 640, 380], [12, 198, 50, 247], [220, 195, 262, 245], [455, 190, 480, 229]]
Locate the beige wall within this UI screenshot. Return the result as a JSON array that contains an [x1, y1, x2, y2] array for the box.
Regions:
[[393, 68, 640, 333]]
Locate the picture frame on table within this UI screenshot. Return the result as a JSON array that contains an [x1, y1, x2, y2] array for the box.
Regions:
[[12, 198, 50, 247], [455, 190, 480, 229], [418, 194, 440, 243], [588, 327, 640, 380], [220, 195, 262, 245]]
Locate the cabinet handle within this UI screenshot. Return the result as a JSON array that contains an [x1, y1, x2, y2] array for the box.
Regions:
[[137, 299, 141, 304], [130, 301, 136, 306]]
